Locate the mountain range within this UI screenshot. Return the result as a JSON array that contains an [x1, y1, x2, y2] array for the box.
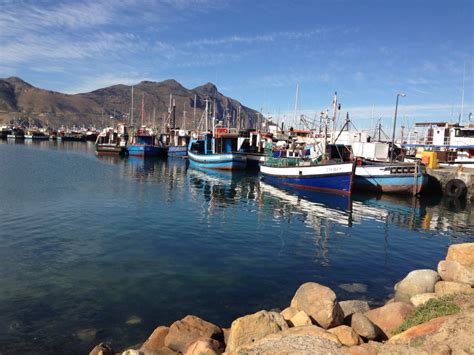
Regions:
[[0, 77, 262, 130]]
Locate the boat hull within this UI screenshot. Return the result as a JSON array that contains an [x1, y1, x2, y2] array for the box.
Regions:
[[167, 146, 187, 157], [244, 152, 266, 170], [260, 162, 355, 195], [127, 144, 166, 157], [354, 163, 428, 194], [188, 150, 247, 170], [96, 144, 127, 155]]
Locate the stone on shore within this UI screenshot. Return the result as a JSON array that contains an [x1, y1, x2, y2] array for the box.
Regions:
[[89, 343, 114, 355], [225, 310, 288, 353], [446, 243, 474, 266], [344, 343, 378, 355], [435, 280, 473, 295], [364, 302, 415, 338], [394, 269, 440, 303], [346, 312, 383, 341], [438, 260, 474, 286], [234, 325, 341, 354], [388, 316, 451, 344], [289, 310, 312, 327], [280, 306, 299, 322], [164, 315, 222, 353], [184, 339, 220, 355], [410, 293, 438, 307], [339, 300, 370, 318], [328, 325, 360, 346], [140, 326, 170, 352], [290, 282, 344, 329]]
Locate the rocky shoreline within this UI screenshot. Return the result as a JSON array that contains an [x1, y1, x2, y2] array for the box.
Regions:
[[90, 243, 474, 355]]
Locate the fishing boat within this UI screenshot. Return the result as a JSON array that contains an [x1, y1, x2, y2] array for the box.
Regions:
[[95, 124, 128, 155], [127, 92, 165, 157], [24, 128, 49, 140], [237, 130, 271, 170], [127, 126, 165, 157], [353, 159, 428, 194], [160, 129, 189, 157], [6, 127, 25, 139], [188, 131, 247, 170], [352, 141, 429, 194], [260, 147, 355, 195]]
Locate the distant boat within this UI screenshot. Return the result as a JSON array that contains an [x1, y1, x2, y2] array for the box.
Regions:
[[127, 126, 166, 157], [24, 129, 49, 140], [95, 124, 128, 155], [7, 127, 25, 139], [159, 129, 189, 157], [188, 131, 247, 170]]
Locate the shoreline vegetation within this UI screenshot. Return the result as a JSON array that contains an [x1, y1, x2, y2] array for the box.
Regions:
[[91, 243, 474, 355]]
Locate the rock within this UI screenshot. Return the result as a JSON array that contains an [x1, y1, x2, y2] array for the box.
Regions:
[[410, 293, 438, 307], [140, 326, 170, 352], [126, 315, 142, 325], [365, 302, 415, 338], [184, 339, 219, 355], [280, 306, 299, 321], [89, 343, 114, 355], [339, 283, 368, 293], [142, 347, 176, 355], [438, 260, 474, 286], [290, 282, 344, 329], [339, 300, 370, 317], [222, 327, 230, 346], [235, 325, 341, 354], [344, 343, 377, 355], [77, 328, 97, 342], [347, 312, 383, 341], [122, 350, 143, 355], [435, 281, 473, 295], [420, 344, 452, 355], [388, 316, 450, 344], [446, 243, 474, 266], [394, 269, 440, 303], [225, 310, 288, 353], [289, 310, 312, 327], [164, 315, 222, 353], [328, 325, 360, 346]]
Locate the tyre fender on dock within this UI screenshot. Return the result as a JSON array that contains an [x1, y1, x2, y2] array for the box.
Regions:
[[445, 179, 467, 199]]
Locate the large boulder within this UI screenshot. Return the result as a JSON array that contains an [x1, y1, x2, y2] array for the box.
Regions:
[[346, 312, 383, 341], [234, 325, 341, 354], [410, 293, 438, 307], [339, 300, 370, 318], [164, 315, 222, 353], [290, 282, 344, 329], [394, 269, 440, 303], [435, 281, 473, 295], [225, 310, 288, 353], [446, 243, 474, 266], [328, 325, 360, 346], [438, 260, 474, 286], [364, 302, 415, 338], [140, 326, 169, 352]]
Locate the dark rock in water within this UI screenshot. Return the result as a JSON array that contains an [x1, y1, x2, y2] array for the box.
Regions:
[[164, 315, 222, 353], [89, 342, 114, 355]]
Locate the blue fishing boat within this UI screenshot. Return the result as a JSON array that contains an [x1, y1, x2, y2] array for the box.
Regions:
[[354, 159, 428, 194], [260, 141, 355, 195], [188, 131, 247, 170], [128, 127, 166, 157], [159, 129, 189, 157]]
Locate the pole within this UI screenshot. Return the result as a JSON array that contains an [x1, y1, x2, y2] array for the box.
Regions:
[[391, 93, 405, 163], [193, 94, 197, 129]]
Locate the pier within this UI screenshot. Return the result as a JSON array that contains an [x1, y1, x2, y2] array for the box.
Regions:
[[427, 166, 474, 201]]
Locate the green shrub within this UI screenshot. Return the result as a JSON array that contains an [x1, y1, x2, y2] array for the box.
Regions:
[[394, 296, 460, 334]]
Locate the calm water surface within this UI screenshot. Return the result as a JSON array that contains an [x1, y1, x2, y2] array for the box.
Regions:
[[0, 140, 473, 354]]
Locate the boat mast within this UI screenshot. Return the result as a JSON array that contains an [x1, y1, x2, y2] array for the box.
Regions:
[[183, 102, 187, 131], [332, 92, 338, 143], [294, 83, 299, 129], [460, 61, 466, 125], [193, 94, 197, 130], [141, 93, 145, 127], [130, 85, 134, 128]]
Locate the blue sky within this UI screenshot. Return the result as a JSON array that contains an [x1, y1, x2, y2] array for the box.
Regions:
[[0, 0, 472, 131]]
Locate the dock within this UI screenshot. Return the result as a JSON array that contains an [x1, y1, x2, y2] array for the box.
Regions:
[[427, 166, 474, 201]]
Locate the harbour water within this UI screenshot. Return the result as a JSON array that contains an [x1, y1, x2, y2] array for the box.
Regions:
[[0, 140, 473, 354]]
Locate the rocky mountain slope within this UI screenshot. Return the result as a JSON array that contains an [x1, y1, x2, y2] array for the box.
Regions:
[[0, 77, 261, 130]]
